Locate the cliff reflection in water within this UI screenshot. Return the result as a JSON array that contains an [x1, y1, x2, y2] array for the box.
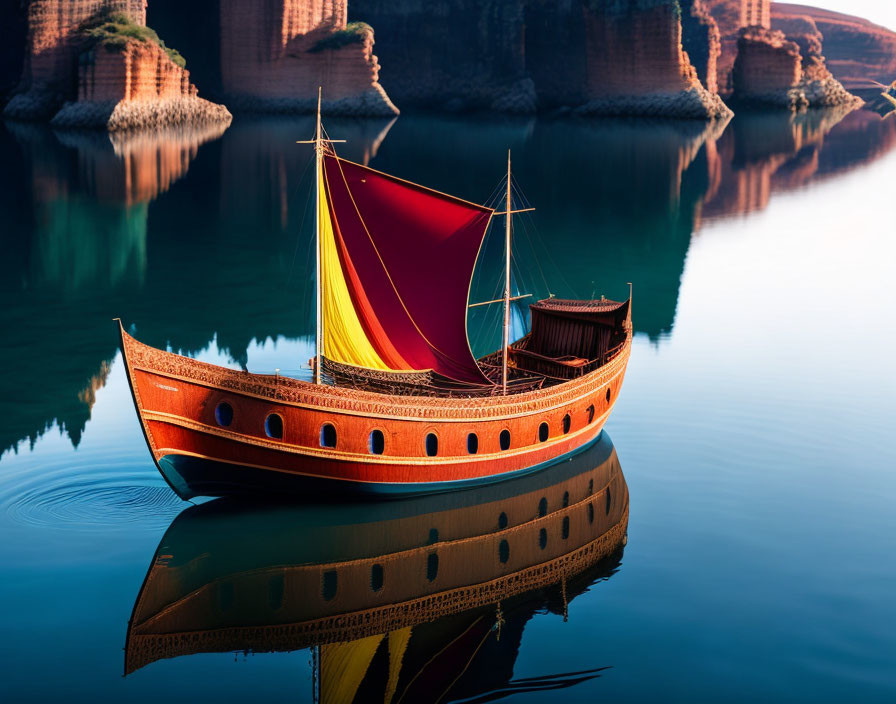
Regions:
[[125, 433, 628, 701], [1, 108, 894, 459], [0, 117, 394, 458]]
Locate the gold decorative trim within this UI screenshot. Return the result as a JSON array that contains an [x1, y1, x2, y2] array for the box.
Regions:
[[125, 332, 631, 423], [144, 404, 611, 466]]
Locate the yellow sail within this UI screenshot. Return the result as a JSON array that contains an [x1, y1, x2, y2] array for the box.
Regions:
[[384, 627, 412, 704], [319, 171, 391, 370], [320, 634, 384, 704]]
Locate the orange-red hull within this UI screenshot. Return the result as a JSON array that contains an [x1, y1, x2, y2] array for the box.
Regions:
[[119, 323, 631, 498]]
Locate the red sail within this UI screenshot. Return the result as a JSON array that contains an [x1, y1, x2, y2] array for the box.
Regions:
[[323, 155, 493, 384]]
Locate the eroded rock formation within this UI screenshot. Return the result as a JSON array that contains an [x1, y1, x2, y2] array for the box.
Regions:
[[681, 0, 722, 94], [218, 0, 397, 116], [772, 4, 896, 96], [707, 0, 894, 105], [4, 0, 230, 130], [573, 2, 730, 118], [698, 0, 859, 109], [353, 0, 730, 119], [730, 23, 858, 109], [52, 37, 231, 130], [4, 0, 146, 119]]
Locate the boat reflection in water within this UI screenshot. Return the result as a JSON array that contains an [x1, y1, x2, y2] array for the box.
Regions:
[[126, 432, 629, 701]]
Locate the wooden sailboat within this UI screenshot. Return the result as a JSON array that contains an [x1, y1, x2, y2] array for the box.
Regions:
[[124, 433, 629, 691], [118, 91, 632, 499]]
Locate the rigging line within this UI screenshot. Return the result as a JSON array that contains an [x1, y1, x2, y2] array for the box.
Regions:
[[514, 196, 576, 297], [483, 174, 508, 209], [497, 181, 547, 301], [328, 154, 491, 378], [509, 176, 532, 210], [514, 213, 552, 297]]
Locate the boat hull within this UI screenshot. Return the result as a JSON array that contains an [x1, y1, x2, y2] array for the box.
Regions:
[[118, 322, 631, 500], [155, 431, 607, 498]]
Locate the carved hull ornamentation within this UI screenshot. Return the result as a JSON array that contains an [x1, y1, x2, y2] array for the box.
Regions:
[[118, 320, 632, 499]]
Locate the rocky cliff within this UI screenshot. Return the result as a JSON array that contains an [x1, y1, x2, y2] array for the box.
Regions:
[[218, 0, 397, 116], [730, 24, 856, 109], [680, 0, 721, 94], [4, 1, 230, 130], [574, 2, 730, 118], [52, 30, 231, 130], [707, 0, 895, 102], [352, 0, 730, 118], [701, 0, 858, 109], [772, 4, 896, 95], [4, 0, 146, 119]]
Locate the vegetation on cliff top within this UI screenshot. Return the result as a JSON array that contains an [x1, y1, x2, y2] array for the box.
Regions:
[[308, 22, 372, 53], [79, 11, 186, 69]]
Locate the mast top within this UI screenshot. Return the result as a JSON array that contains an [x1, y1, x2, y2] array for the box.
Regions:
[[296, 87, 346, 152]]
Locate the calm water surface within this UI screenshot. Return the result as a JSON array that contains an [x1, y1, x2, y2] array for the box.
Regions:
[[1, 106, 895, 702]]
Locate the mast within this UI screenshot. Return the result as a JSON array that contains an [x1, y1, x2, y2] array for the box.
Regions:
[[314, 88, 323, 384], [502, 150, 512, 394], [472, 151, 533, 390]]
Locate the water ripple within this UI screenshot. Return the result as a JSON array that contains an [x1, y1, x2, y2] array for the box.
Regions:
[[1, 462, 184, 532]]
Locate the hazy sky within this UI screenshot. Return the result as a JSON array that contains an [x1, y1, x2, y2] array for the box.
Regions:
[[796, 0, 896, 32]]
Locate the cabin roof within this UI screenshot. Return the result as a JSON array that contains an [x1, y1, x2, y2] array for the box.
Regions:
[[531, 298, 628, 314]]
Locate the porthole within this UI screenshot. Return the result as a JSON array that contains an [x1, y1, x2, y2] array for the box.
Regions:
[[369, 429, 385, 455], [268, 574, 284, 610], [499, 539, 510, 563], [562, 516, 570, 539], [606, 488, 612, 515], [498, 512, 508, 530], [539, 528, 547, 549], [265, 413, 283, 439], [322, 570, 338, 601], [588, 502, 595, 523], [606, 388, 611, 403], [428, 528, 439, 544], [467, 433, 478, 455], [588, 478, 594, 496], [370, 564, 384, 592], [499, 429, 511, 451], [426, 552, 439, 582], [562, 413, 571, 434], [425, 433, 438, 457], [320, 423, 337, 448], [538, 497, 547, 517], [586, 404, 595, 423], [563, 491, 569, 508], [538, 422, 549, 443], [215, 402, 233, 427]]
